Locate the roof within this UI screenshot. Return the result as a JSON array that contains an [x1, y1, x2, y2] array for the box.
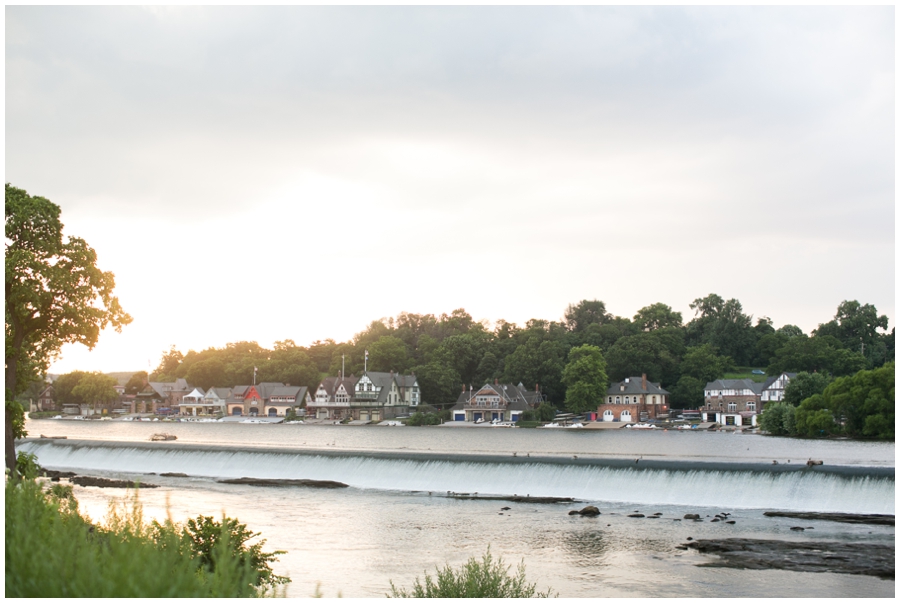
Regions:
[[606, 377, 670, 396], [703, 379, 764, 395], [451, 383, 543, 411]]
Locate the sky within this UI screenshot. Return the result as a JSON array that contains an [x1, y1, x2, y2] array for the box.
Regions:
[[5, 6, 895, 375]]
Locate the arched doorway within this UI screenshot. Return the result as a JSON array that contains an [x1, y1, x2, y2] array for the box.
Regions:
[[249, 407, 258, 416], [603, 409, 614, 422], [620, 409, 632, 423], [268, 407, 278, 417], [232, 407, 242, 416]]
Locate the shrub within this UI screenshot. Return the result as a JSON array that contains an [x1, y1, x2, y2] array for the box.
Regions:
[[388, 547, 553, 598], [406, 412, 442, 426], [5, 476, 285, 597]]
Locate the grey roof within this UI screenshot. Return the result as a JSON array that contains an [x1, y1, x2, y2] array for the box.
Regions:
[[703, 379, 764, 395], [606, 377, 670, 396]]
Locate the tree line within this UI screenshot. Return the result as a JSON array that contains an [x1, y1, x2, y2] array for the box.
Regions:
[[116, 297, 892, 412], [759, 362, 894, 440]]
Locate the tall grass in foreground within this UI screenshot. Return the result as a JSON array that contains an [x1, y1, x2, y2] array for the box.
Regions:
[[5, 466, 284, 597], [388, 547, 555, 598]]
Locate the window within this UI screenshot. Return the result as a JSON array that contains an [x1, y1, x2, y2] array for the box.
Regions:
[[728, 403, 737, 412], [624, 397, 629, 404], [747, 402, 756, 411], [615, 397, 620, 404]]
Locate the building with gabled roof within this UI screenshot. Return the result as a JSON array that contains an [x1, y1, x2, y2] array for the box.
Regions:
[[450, 381, 543, 422], [598, 374, 670, 423], [309, 375, 359, 420], [351, 370, 420, 421]]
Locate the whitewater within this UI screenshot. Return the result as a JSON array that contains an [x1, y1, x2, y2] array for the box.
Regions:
[[17, 419, 895, 597]]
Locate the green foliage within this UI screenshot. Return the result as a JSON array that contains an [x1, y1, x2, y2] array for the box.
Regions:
[[523, 402, 557, 422], [633, 303, 682, 331], [15, 451, 41, 480], [669, 375, 705, 409], [793, 394, 838, 437], [814, 300, 890, 367], [821, 361, 894, 439], [686, 294, 756, 366], [679, 344, 734, 383], [758, 402, 795, 436], [761, 363, 894, 440], [766, 335, 867, 377], [124, 371, 149, 395], [561, 344, 607, 414], [71, 371, 118, 411], [388, 547, 553, 598], [564, 300, 610, 332], [406, 411, 442, 426], [175, 515, 289, 591], [605, 331, 680, 385], [6, 399, 26, 440], [367, 336, 412, 373], [5, 478, 268, 597], [6, 184, 130, 474], [783, 372, 832, 406]]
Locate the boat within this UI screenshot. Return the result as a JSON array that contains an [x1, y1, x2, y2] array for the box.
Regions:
[[626, 423, 657, 430], [565, 422, 584, 429], [538, 422, 561, 428]]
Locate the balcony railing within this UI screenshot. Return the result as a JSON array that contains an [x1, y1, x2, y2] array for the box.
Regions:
[[354, 391, 379, 400], [464, 401, 503, 409]]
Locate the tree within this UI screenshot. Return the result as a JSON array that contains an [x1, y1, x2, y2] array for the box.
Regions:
[[685, 294, 755, 365], [71, 372, 118, 413], [821, 362, 894, 439], [185, 358, 226, 391], [604, 332, 679, 385], [53, 370, 90, 407], [758, 402, 795, 436], [125, 371, 149, 395], [633, 303, 682, 331], [766, 335, 866, 377], [367, 336, 411, 372], [679, 344, 734, 384], [151, 345, 183, 381], [412, 361, 461, 409], [6, 185, 131, 474], [564, 300, 610, 332], [782, 372, 832, 406], [814, 300, 889, 357], [561, 345, 608, 414]]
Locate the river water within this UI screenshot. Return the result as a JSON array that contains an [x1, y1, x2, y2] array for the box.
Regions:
[[19, 419, 896, 598]]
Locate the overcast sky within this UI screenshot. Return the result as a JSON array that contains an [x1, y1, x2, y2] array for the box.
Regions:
[[6, 6, 895, 375]]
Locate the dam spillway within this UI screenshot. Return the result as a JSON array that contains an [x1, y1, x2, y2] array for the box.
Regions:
[[19, 438, 895, 515]]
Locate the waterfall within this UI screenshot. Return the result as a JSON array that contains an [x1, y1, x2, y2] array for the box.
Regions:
[[20, 439, 894, 514]]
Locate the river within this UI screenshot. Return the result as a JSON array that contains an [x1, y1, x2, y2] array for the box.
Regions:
[[18, 419, 895, 597]]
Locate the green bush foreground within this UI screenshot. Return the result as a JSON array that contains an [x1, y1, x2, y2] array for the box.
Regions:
[[5, 457, 288, 597], [388, 547, 554, 598]]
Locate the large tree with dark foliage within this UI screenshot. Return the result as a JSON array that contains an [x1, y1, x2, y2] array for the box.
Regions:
[[5, 184, 131, 474]]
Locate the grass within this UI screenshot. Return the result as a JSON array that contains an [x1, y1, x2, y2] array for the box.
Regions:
[[6, 463, 286, 597]]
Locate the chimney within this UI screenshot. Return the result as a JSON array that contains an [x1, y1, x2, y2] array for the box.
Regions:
[[642, 373, 647, 391], [535, 383, 539, 392], [462, 384, 466, 393], [494, 378, 498, 385]]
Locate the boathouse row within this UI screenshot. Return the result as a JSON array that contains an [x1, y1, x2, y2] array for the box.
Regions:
[[449, 381, 545, 422], [307, 370, 421, 421], [596, 374, 670, 423]]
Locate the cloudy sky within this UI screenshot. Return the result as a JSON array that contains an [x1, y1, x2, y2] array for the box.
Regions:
[[6, 6, 894, 374]]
